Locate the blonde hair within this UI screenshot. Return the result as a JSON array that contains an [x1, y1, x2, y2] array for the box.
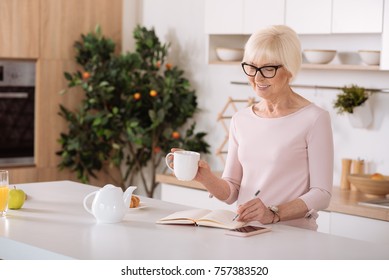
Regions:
[[243, 25, 302, 80]]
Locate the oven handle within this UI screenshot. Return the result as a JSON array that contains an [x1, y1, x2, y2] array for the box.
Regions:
[[0, 92, 29, 98]]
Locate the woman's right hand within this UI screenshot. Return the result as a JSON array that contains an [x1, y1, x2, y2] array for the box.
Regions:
[[195, 159, 211, 182]]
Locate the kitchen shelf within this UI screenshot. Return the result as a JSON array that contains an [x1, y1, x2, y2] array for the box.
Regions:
[[230, 81, 389, 93], [208, 60, 242, 65], [301, 63, 381, 71]]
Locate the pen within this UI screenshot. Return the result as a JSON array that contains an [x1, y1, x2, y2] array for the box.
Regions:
[[232, 189, 261, 221]]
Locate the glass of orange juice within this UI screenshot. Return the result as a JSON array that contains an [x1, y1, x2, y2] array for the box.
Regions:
[[0, 170, 9, 217]]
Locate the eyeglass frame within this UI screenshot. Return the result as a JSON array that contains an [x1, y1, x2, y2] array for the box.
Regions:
[[241, 62, 283, 78]]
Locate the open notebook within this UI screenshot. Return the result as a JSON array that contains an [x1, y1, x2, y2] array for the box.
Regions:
[[156, 208, 245, 230]]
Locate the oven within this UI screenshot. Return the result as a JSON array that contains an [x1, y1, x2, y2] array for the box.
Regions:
[[0, 60, 36, 166]]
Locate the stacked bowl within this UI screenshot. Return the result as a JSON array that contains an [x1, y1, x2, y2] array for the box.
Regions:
[[303, 49, 337, 64]]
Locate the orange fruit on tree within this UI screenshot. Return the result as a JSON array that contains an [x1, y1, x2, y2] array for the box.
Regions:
[[149, 90, 158, 97], [133, 92, 141, 100], [166, 63, 172, 70], [172, 131, 180, 139], [153, 146, 161, 154], [82, 72, 91, 79]]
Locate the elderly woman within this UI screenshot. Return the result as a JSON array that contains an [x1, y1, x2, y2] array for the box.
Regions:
[[194, 25, 334, 230]]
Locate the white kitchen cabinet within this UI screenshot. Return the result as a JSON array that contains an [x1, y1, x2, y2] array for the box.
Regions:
[[205, 0, 243, 34], [330, 212, 389, 245], [285, 0, 383, 34], [318, 211, 389, 245], [205, 0, 286, 63], [285, 0, 332, 34], [206, 0, 384, 35], [205, 0, 285, 35], [332, 0, 384, 34], [243, 0, 285, 34]]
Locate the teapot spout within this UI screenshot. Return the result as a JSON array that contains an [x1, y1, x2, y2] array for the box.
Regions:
[[123, 186, 137, 207]]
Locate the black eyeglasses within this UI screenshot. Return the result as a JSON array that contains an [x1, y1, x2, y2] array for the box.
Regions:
[[241, 62, 283, 78]]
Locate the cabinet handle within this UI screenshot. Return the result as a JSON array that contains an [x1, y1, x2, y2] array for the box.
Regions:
[[0, 92, 29, 98]]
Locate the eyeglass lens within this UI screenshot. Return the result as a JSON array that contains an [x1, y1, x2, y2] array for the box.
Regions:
[[242, 64, 280, 78]]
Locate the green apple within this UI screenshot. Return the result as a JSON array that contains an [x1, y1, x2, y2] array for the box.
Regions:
[[8, 186, 26, 210]]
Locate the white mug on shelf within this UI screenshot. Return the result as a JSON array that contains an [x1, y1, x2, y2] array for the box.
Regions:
[[165, 151, 200, 181]]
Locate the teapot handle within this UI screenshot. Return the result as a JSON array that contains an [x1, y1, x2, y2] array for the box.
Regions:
[[83, 191, 98, 215]]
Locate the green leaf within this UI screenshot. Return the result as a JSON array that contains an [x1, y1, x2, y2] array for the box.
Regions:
[[95, 24, 101, 36], [148, 110, 156, 121], [99, 81, 110, 87], [64, 72, 73, 81], [93, 118, 102, 126]]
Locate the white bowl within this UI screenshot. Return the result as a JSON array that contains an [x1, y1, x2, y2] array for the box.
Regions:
[[216, 48, 244, 62], [303, 49, 337, 64], [358, 50, 380, 65]]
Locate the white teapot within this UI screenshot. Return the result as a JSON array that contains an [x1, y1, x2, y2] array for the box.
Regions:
[[83, 184, 137, 223]]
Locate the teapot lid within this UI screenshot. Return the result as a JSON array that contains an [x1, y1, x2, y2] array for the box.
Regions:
[[101, 184, 119, 190]]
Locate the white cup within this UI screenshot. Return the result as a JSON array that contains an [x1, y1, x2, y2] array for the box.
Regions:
[[165, 151, 200, 181]]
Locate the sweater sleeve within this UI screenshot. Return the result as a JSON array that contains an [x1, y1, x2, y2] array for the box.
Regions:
[[300, 111, 334, 210], [221, 115, 242, 204]]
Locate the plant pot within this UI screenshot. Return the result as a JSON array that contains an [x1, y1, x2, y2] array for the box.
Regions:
[[347, 99, 373, 128]]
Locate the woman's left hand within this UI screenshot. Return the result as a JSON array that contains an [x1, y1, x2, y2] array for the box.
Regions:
[[236, 198, 274, 224]]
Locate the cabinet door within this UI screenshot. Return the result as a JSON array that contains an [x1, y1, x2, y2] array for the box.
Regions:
[[332, 0, 384, 33], [243, 0, 285, 34], [285, 0, 332, 34], [205, 0, 243, 34], [331, 212, 389, 245], [0, 0, 39, 58], [40, 0, 122, 60]]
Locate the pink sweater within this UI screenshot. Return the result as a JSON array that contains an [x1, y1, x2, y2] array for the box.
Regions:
[[222, 103, 334, 230]]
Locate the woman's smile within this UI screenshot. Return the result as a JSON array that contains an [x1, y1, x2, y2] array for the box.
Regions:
[[256, 84, 270, 90]]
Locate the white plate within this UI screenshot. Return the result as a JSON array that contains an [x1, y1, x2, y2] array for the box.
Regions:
[[129, 202, 147, 210]]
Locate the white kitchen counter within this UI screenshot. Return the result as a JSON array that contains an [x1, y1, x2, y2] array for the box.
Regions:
[[1, 180, 388, 260]]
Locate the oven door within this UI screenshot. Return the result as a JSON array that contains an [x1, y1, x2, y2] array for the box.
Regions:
[[0, 86, 35, 166]]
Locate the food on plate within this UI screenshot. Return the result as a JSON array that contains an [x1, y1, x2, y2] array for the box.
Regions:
[[130, 195, 140, 208], [8, 186, 26, 210], [370, 173, 385, 180]]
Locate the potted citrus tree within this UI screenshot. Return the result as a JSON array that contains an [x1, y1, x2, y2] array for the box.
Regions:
[[57, 25, 210, 197], [333, 84, 372, 128]]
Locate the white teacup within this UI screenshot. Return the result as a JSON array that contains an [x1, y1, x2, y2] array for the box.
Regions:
[[165, 151, 200, 181]]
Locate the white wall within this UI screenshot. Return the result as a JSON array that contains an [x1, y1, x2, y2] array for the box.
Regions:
[[124, 0, 389, 187], [122, 0, 142, 52]]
